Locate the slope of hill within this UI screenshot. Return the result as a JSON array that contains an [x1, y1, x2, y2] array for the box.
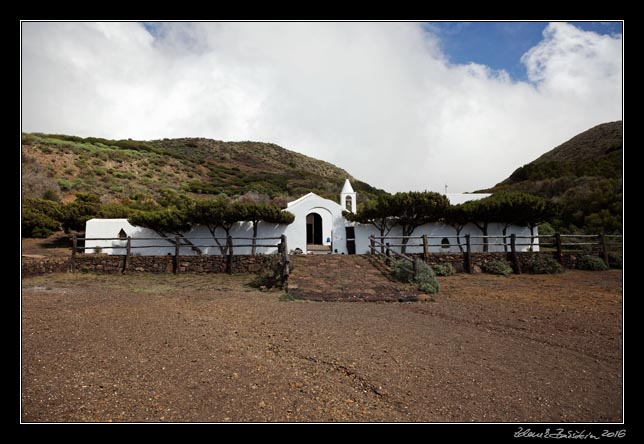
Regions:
[[480, 121, 623, 233], [21, 133, 385, 205]]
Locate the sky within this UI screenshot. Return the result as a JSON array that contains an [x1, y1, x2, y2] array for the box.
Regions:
[[21, 21, 623, 194]]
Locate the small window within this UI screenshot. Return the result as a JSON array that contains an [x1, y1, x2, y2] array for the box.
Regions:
[[441, 237, 450, 249], [118, 228, 128, 239], [345, 195, 352, 211]]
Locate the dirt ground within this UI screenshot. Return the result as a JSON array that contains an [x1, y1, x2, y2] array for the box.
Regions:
[[21, 270, 622, 423]]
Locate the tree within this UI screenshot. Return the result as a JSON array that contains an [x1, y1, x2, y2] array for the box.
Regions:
[[128, 204, 202, 254], [459, 197, 498, 252], [462, 192, 555, 252], [444, 204, 470, 252], [344, 195, 396, 252], [509, 194, 557, 250], [389, 191, 450, 254], [236, 202, 295, 254], [190, 198, 240, 254]]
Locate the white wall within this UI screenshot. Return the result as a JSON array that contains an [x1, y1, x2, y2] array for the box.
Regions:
[[85, 198, 539, 256], [84, 218, 286, 256]]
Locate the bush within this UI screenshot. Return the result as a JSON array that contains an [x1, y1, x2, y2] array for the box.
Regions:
[[58, 178, 73, 191], [393, 259, 440, 294], [577, 255, 609, 271], [482, 258, 513, 276], [432, 263, 456, 276], [522, 255, 564, 274]]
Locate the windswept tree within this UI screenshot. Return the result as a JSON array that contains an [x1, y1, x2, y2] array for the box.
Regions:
[[390, 191, 450, 254], [509, 193, 557, 250], [459, 197, 499, 252], [444, 204, 470, 252], [460, 193, 556, 252], [190, 198, 232, 254], [344, 195, 396, 252], [236, 202, 295, 254], [128, 203, 203, 254]]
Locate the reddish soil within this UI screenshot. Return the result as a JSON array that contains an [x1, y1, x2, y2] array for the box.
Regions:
[[21, 270, 622, 423]]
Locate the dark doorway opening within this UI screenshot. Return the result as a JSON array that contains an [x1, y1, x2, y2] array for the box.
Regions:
[[306, 213, 323, 245], [345, 226, 356, 254]]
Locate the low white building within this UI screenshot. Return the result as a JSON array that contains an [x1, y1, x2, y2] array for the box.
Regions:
[[84, 179, 538, 256]]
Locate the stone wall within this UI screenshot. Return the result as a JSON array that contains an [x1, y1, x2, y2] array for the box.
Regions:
[[407, 251, 606, 272], [22, 254, 281, 277], [22, 256, 72, 276]]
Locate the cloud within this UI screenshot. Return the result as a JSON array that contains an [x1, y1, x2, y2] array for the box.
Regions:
[[21, 22, 622, 193]]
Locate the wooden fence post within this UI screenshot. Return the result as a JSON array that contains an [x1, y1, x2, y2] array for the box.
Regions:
[[599, 233, 609, 267], [369, 235, 375, 255], [385, 242, 391, 266], [226, 235, 233, 274], [174, 235, 180, 274], [123, 236, 131, 274], [71, 235, 77, 273], [280, 234, 289, 286], [413, 258, 419, 280], [510, 234, 521, 274], [465, 234, 472, 273], [555, 233, 563, 265], [422, 234, 429, 262]]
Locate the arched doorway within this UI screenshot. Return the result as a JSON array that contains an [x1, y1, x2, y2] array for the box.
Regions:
[[306, 213, 323, 245]]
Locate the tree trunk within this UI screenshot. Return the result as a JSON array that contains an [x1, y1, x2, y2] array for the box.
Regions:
[[474, 222, 489, 252], [155, 230, 203, 255], [502, 224, 510, 253], [252, 221, 259, 255], [453, 224, 465, 253], [529, 225, 535, 252], [207, 226, 227, 255]]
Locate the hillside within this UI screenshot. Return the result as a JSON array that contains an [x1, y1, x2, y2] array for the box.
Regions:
[[480, 121, 622, 233], [21, 133, 385, 205]]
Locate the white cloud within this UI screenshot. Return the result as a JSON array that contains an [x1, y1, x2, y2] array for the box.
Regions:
[[21, 21, 622, 193]]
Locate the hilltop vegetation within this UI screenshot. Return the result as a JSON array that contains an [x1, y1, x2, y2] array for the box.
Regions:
[[21, 133, 385, 206], [480, 121, 622, 234], [21, 133, 386, 238]]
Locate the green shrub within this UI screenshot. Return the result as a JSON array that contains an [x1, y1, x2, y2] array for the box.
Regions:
[[22, 207, 60, 237], [482, 258, 513, 276], [522, 255, 564, 274], [432, 263, 456, 276], [58, 178, 73, 191], [577, 255, 609, 271], [393, 259, 440, 294]]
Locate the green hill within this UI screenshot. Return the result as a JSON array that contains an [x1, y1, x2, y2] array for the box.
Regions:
[[21, 133, 385, 206], [480, 121, 623, 234]]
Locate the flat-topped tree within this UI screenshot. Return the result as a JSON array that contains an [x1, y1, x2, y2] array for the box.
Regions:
[[190, 198, 233, 255], [236, 202, 295, 254], [390, 191, 450, 254], [445, 204, 470, 253], [128, 204, 203, 254], [344, 195, 396, 252]]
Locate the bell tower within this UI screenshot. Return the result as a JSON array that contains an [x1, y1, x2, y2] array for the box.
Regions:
[[340, 179, 357, 213]]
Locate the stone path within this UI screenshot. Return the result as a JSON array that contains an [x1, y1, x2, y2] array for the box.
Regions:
[[287, 254, 425, 302]]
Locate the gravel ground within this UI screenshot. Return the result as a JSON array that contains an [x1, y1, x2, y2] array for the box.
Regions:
[[21, 270, 622, 423]]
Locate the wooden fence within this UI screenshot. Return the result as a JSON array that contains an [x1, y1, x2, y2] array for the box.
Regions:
[[71, 234, 289, 281], [369, 233, 622, 274]]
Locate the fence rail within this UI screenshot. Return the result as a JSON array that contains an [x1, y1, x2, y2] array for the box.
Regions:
[[369, 232, 621, 274], [71, 234, 289, 278]]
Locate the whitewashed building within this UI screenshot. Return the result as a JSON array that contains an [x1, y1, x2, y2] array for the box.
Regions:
[[84, 179, 538, 256]]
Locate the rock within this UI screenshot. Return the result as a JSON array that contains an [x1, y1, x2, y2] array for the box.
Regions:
[[472, 265, 482, 274]]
